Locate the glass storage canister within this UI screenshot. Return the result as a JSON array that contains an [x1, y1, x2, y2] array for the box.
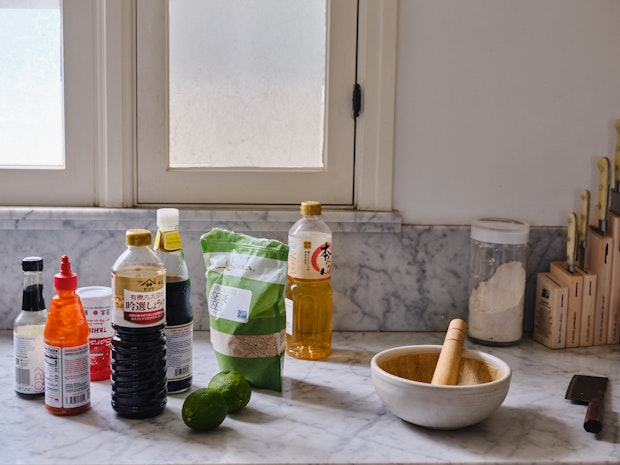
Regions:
[[467, 218, 530, 345]]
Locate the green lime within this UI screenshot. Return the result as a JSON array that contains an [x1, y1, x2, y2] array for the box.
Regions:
[[181, 388, 228, 431], [208, 370, 252, 413]]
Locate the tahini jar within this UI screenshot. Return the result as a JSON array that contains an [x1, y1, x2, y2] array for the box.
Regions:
[[468, 218, 530, 345]]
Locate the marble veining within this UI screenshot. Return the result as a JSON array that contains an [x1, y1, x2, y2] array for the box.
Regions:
[[0, 331, 618, 465], [0, 207, 563, 332]]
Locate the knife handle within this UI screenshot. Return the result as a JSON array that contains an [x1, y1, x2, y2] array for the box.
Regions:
[[566, 212, 577, 272], [597, 157, 610, 224], [584, 399, 604, 434], [614, 119, 620, 188], [578, 190, 590, 243]]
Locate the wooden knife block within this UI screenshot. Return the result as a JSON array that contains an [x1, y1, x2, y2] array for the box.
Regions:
[[549, 261, 583, 348], [606, 212, 620, 344], [584, 227, 613, 346]]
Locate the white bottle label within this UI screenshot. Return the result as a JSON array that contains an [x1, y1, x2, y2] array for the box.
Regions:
[[208, 283, 252, 323], [44, 343, 91, 409], [164, 322, 193, 381], [14, 325, 46, 394], [288, 233, 332, 279]]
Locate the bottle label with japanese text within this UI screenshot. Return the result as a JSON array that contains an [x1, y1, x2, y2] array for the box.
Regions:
[[112, 275, 166, 328], [288, 233, 332, 279]]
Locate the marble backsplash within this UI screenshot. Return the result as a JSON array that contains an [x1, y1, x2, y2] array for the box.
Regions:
[[0, 207, 564, 332]]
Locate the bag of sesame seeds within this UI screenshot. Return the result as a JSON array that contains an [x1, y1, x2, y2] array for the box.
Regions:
[[200, 228, 289, 391]]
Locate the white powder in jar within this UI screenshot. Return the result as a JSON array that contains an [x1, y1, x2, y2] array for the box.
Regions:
[[468, 260, 526, 343]]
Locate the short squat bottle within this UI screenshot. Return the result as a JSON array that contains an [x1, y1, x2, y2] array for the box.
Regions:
[[154, 208, 193, 394], [111, 229, 167, 418], [285, 201, 333, 360], [44, 256, 91, 415], [14, 257, 48, 398]]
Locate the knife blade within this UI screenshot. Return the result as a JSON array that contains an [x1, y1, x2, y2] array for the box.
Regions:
[[609, 120, 620, 214], [566, 212, 578, 274], [565, 374, 609, 434], [595, 157, 611, 235], [578, 189, 590, 270]]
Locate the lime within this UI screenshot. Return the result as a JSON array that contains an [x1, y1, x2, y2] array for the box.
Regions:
[[181, 388, 228, 431], [208, 370, 252, 413]]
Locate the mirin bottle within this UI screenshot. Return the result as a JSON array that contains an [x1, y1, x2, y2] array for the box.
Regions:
[[285, 201, 333, 360]]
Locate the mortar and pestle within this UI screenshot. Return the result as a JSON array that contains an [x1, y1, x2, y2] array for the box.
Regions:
[[370, 318, 512, 429]]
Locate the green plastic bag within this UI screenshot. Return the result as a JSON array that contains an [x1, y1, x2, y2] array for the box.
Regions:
[[200, 228, 289, 391]]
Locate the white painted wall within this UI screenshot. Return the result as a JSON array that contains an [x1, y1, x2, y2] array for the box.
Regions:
[[393, 0, 620, 226]]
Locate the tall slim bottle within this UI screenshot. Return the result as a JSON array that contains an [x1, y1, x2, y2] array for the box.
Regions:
[[44, 255, 91, 415], [111, 229, 167, 418], [14, 257, 48, 398], [285, 201, 333, 360], [154, 208, 193, 393]]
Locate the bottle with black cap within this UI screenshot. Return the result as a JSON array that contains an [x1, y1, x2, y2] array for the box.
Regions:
[[14, 257, 48, 398]]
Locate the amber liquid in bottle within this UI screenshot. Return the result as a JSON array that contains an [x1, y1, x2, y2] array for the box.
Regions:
[[285, 201, 333, 360], [285, 277, 332, 359]]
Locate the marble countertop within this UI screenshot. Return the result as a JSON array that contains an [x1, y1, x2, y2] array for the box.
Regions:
[[1, 330, 619, 465]]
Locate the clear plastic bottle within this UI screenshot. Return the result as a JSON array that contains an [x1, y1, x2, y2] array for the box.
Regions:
[[44, 255, 91, 415], [14, 257, 48, 398], [111, 229, 167, 418], [285, 201, 333, 360], [154, 208, 193, 394]]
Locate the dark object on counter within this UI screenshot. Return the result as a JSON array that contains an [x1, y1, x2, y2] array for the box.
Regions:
[[565, 374, 608, 434]]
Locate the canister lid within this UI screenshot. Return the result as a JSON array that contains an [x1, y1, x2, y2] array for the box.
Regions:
[[470, 217, 530, 244], [76, 286, 112, 301], [126, 228, 152, 247]]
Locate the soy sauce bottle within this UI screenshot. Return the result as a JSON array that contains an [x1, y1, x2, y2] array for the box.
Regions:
[[154, 208, 193, 393], [111, 229, 167, 418], [14, 257, 47, 398]]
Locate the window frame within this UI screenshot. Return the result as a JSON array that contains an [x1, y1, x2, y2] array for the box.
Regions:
[[0, 0, 396, 211], [135, 0, 358, 207], [0, 0, 98, 206]]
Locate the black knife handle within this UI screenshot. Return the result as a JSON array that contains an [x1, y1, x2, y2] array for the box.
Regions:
[[584, 399, 603, 433]]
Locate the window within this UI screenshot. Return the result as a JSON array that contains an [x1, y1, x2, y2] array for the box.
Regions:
[[136, 0, 357, 206], [0, 0, 396, 210], [0, 0, 98, 206]]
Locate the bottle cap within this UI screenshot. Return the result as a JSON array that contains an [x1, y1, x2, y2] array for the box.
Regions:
[[22, 256, 43, 272], [54, 255, 78, 290], [300, 201, 322, 216], [126, 229, 152, 247], [157, 208, 180, 228]]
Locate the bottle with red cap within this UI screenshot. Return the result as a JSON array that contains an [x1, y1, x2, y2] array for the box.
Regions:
[[44, 255, 91, 415]]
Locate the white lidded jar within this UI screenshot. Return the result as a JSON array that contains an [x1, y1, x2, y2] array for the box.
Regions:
[[468, 218, 530, 345]]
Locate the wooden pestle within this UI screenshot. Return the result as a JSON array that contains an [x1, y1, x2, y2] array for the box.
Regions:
[[431, 318, 467, 385]]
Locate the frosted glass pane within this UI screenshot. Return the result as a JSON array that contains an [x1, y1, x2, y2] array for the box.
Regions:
[[168, 0, 326, 168], [0, 1, 63, 168]]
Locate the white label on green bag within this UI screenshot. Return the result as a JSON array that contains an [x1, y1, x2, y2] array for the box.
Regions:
[[208, 283, 252, 323]]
